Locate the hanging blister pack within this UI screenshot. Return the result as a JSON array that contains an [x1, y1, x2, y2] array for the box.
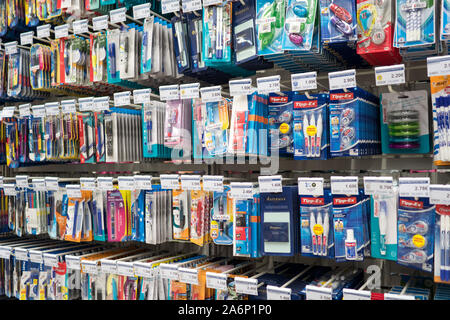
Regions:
[[90, 33, 107, 83], [233, 0, 258, 64], [172, 189, 190, 241], [268, 92, 294, 157], [203, 2, 232, 64], [210, 185, 233, 245], [78, 113, 96, 164], [172, 15, 190, 73], [434, 205, 450, 283], [319, 0, 357, 43], [141, 16, 154, 74], [282, 0, 317, 51], [107, 29, 121, 83], [190, 189, 211, 247], [255, 0, 286, 55]]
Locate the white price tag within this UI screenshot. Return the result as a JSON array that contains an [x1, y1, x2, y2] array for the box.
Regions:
[[19, 104, 31, 117], [93, 96, 110, 111], [256, 17, 276, 34], [229, 79, 253, 96], [61, 100, 76, 114], [117, 262, 135, 276], [45, 102, 60, 116], [3, 184, 16, 196], [73, 19, 89, 35], [93, 15, 109, 31], [427, 55, 450, 77], [29, 250, 43, 264], [330, 176, 359, 195], [100, 259, 117, 273], [66, 184, 82, 198], [266, 286, 291, 300], [97, 177, 114, 191], [14, 249, 29, 261], [118, 176, 135, 190], [180, 175, 201, 191], [110, 7, 127, 24], [0, 247, 11, 259], [162, 0, 180, 14], [133, 89, 151, 104], [363, 176, 394, 195], [160, 263, 179, 280], [78, 97, 94, 111], [258, 175, 282, 193], [180, 83, 200, 99], [45, 177, 59, 191], [37, 24, 51, 38], [235, 277, 258, 295], [43, 254, 59, 267], [375, 64, 405, 86], [32, 105, 45, 118], [15, 175, 28, 188], [134, 262, 154, 278], [298, 177, 324, 196], [257, 75, 280, 94], [80, 177, 96, 191], [134, 175, 152, 190], [0, 176, 3, 188], [159, 85, 179, 101], [20, 31, 33, 45], [305, 285, 332, 300], [384, 293, 415, 300], [182, 0, 202, 12], [133, 3, 151, 19], [1, 106, 15, 118], [230, 182, 254, 199], [342, 288, 371, 300], [55, 24, 69, 39], [160, 174, 180, 190], [429, 184, 450, 205], [328, 69, 356, 90], [178, 268, 199, 285], [398, 177, 430, 198], [114, 91, 131, 107], [200, 86, 222, 102], [203, 0, 222, 6], [82, 261, 99, 275], [65, 255, 81, 270], [202, 175, 224, 192], [206, 272, 227, 290], [32, 178, 46, 191], [291, 72, 317, 91], [4, 41, 17, 55]]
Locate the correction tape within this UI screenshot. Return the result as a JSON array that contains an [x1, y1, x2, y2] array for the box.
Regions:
[[331, 16, 353, 36], [404, 220, 429, 235], [330, 3, 353, 23], [398, 249, 428, 264], [340, 126, 355, 149], [340, 108, 355, 127]]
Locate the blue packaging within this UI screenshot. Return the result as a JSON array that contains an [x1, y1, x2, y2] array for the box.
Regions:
[[319, 0, 357, 43], [210, 185, 234, 245], [293, 93, 329, 159], [299, 189, 334, 258], [171, 15, 190, 73], [397, 196, 435, 272], [441, 0, 450, 41], [233, 193, 261, 258], [233, 0, 258, 64], [268, 92, 294, 157]]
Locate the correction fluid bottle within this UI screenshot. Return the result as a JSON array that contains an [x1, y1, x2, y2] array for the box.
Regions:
[[345, 229, 357, 260]]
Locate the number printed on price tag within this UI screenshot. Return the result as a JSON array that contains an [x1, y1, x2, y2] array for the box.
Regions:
[[298, 177, 324, 196], [61, 100, 76, 114], [114, 91, 131, 107], [97, 177, 114, 191], [202, 175, 224, 192], [230, 182, 254, 199], [159, 85, 179, 101], [429, 185, 450, 205], [94, 96, 110, 111], [93, 15, 109, 31], [180, 175, 201, 191], [206, 272, 227, 290], [266, 285, 291, 300], [80, 178, 96, 191], [305, 285, 332, 300], [328, 69, 356, 90], [79, 97, 94, 111], [160, 263, 179, 280], [133, 3, 151, 19], [427, 55, 450, 77], [118, 176, 135, 191], [258, 175, 282, 193], [363, 176, 394, 195], [178, 268, 199, 285], [20, 31, 33, 45], [229, 79, 253, 96], [133, 89, 151, 104], [291, 72, 317, 91], [235, 277, 258, 295], [110, 7, 127, 24], [161, 0, 180, 14], [134, 175, 152, 190], [398, 177, 430, 198], [160, 174, 180, 190], [37, 24, 51, 38], [179, 83, 200, 99], [200, 86, 222, 102], [331, 176, 359, 195], [375, 64, 405, 86], [257, 75, 280, 94], [182, 0, 202, 12]]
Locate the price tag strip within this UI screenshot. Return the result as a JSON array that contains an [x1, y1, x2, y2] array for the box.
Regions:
[[160, 174, 180, 190], [180, 175, 201, 191], [427, 55, 450, 77], [229, 79, 253, 96], [134, 175, 153, 190], [118, 176, 135, 191], [160, 263, 179, 280], [305, 285, 332, 300], [429, 184, 450, 205], [375, 64, 405, 86], [179, 83, 200, 99], [363, 176, 394, 195], [230, 182, 254, 199], [133, 89, 151, 104], [258, 175, 282, 193], [202, 175, 224, 192], [159, 85, 179, 101], [398, 177, 430, 198], [234, 277, 258, 295], [205, 272, 227, 290], [178, 267, 199, 285], [266, 285, 291, 300], [200, 86, 222, 103], [330, 176, 359, 195], [298, 177, 324, 196], [257, 75, 280, 94], [328, 69, 356, 90], [291, 72, 317, 91]]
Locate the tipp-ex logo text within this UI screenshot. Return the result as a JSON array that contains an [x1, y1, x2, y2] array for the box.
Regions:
[[301, 197, 324, 205], [330, 93, 354, 100], [333, 197, 357, 205], [400, 199, 423, 209], [436, 205, 450, 215], [294, 100, 318, 108], [269, 96, 288, 103]]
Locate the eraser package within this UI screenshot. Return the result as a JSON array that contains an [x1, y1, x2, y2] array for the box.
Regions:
[[380, 90, 430, 154], [319, 0, 357, 43], [332, 190, 370, 262], [299, 189, 334, 259], [256, 0, 286, 55], [434, 205, 450, 283], [260, 186, 299, 256], [370, 189, 398, 261], [394, 0, 436, 47], [329, 87, 381, 157], [282, 0, 318, 51], [210, 186, 234, 245], [398, 196, 435, 272], [268, 92, 294, 157], [430, 76, 450, 165], [293, 93, 329, 160]]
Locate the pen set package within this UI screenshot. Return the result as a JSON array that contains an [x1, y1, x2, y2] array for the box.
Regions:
[[172, 190, 190, 241], [256, 0, 286, 55], [64, 191, 94, 242], [319, 0, 357, 43], [268, 92, 294, 157], [186, 13, 207, 73], [30, 44, 52, 90], [142, 101, 172, 159], [210, 185, 234, 245], [329, 87, 381, 157], [370, 189, 398, 261], [233, 192, 261, 258], [333, 190, 371, 262], [380, 90, 430, 154], [164, 99, 192, 152], [94, 112, 105, 163], [172, 15, 190, 73], [300, 189, 334, 259], [4, 117, 19, 168], [434, 205, 450, 283], [233, 0, 258, 65], [107, 29, 121, 83], [119, 26, 138, 80], [144, 187, 173, 245], [106, 189, 128, 242], [293, 93, 329, 160], [141, 17, 154, 74], [394, 0, 435, 48], [397, 196, 435, 272], [260, 186, 299, 256], [77, 113, 96, 164], [282, 0, 318, 51], [25, 189, 47, 235], [190, 189, 212, 247], [59, 37, 90, 86], [131, 190, 146, 243], [430, 76, 450, 165], [90, 32, 107, 83]]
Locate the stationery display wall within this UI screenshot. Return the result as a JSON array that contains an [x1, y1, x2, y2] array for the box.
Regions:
[[0, 0, 449, 301]]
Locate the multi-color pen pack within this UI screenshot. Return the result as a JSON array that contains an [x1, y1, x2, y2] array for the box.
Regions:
[[434, 204, 450, 283], [430, 76, 450, 165]]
